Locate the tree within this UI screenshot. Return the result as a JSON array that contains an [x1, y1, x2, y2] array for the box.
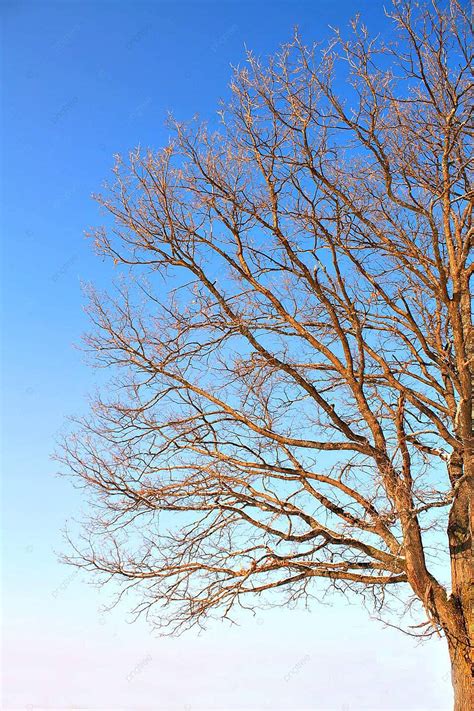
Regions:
[[58, 2, 473, 707]]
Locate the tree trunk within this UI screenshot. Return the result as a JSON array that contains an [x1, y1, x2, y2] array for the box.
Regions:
[[450, 640, 473, 711], [447, 491, 473, 711], [446, 453, 473, 711]]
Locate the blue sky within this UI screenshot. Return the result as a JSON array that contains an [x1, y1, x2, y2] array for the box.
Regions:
[[1, 1, 453, 708]]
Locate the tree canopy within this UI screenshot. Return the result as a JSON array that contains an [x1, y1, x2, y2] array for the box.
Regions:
[[58, 2, 473, 707]]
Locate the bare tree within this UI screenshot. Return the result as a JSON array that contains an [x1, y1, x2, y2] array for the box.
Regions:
[[58, 2, 473, 707]]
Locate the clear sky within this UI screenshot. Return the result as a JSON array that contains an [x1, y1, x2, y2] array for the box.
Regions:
[[1, 1, 453, 708]]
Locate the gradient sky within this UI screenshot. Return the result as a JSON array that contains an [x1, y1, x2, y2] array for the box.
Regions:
[[1, 1, 454, 709]]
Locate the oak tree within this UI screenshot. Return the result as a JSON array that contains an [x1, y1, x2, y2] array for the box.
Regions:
[[58, 2, 473, 707]]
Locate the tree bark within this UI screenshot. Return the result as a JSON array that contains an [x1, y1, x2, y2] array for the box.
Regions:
[[450, 637, 473, 711], [447, 465, 473, 711], [448, 290, 473, 711]]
